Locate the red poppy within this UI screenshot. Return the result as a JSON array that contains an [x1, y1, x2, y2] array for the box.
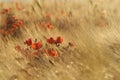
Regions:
[[51, 50, 58, 57], [55, 36, 63, 44], [4, 9, 9, 13], [37, 42, 42, 48], [31, 42, 42, 50], [46, 22, 52, 29], [24, 38, 32, 46], [46, 37, 55, 44], [48, 49, 58, 57], [1, 8, 9, 14], [17, 20, 23, 27], [12, 23, 18, 29]]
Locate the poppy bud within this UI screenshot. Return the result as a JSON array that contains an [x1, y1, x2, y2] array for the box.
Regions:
[[2, 8, 9, 14], [50, 50, 58, 57], [4, 9, 9, 13], [31, 44, 37, 50], [36, 42, 42, 49], [12, 23, 18, 29], [31, 42, 42, 50], [24, 38, 32, 46], [48, 49, 58, 57], [46, 37, 55, 44], [17, 20, 23, 27], [55, 36, 63, 44], [46, 22, 52, 29]]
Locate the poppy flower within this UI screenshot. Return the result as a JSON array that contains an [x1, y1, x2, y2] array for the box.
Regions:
[[37, 42, 42, 48], [17, 20, 23, 27], [31, 42, 42, 50], [46, 37, 55, 44], [24, 38, 32, 46], [4, 9, 9, 13], [51, 50, 58, 57], [48, 49, 58, 57], [46, 22, 52, 29], [55, 36, 63, 44], [12, 23, 18, 29], [1, 8, 9, 14]]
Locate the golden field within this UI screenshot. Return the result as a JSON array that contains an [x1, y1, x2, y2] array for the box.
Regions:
[[0, 0, 120, 80]]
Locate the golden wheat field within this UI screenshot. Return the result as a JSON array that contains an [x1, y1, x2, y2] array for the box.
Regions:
[[0, 0, 120, 80]]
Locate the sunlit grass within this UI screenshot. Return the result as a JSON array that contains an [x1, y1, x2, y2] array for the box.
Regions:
[[0, 0, 120, 80]]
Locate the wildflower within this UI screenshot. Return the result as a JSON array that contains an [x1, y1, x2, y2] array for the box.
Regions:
[[31, 42, 42, 50], [46, 22, 52, 29], [4, 9, 9, 13], [37, 42, 42, 48], [55, 36, 63, 44], [46, 37, 55, 44], [31, 44, 36, 49], [1, 8, 9, 14], [51, 50, 58, 57], [48, 49, 58, 57], [17, 20, 23, 27], [12, 23, 18, 29], [24, 38, 32, 46], [47, 36, 63, 44]]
